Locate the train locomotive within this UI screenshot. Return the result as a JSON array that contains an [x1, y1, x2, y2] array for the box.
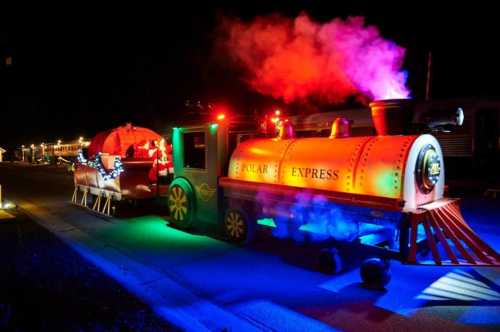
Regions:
[[72, 99, 499, 287], [166, 98, 499, 287]]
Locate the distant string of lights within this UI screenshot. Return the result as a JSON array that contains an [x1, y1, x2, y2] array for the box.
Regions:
[[77, 150, 124, 181]]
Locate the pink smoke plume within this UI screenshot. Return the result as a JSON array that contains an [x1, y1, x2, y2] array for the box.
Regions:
[[219, 14, 410, 103]]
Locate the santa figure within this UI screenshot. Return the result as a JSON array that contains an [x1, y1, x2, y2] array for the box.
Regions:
[[148, 138, 173, 183]]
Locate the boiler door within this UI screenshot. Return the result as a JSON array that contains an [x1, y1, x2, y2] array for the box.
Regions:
[[416, 144, 441, 193]]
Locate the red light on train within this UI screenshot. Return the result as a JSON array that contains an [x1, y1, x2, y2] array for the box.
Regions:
[[217, 113, 226, 121]]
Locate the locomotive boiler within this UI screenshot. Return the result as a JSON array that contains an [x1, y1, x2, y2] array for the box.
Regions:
[[227, 132, 443, 211], [165, 98, 499, 287]]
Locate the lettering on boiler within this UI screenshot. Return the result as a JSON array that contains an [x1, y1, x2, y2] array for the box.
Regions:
[[291, 167, 339, 180], [241, 163, 270, 175]]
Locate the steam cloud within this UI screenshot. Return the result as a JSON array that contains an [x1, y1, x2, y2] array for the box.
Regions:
[[219, 14, 410, 104]]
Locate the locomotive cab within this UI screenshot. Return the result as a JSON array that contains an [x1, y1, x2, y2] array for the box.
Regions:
[[168, 118, 259, 229]]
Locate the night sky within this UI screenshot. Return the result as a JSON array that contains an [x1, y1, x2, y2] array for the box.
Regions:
[[1, 2, 498, 148]]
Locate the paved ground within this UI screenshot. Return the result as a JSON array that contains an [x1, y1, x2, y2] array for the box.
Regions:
[[1, 163, 499, 331], [0, 211, 176, 331]]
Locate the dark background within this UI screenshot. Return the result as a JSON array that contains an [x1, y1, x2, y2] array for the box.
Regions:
[[1, 2, 498, 147]]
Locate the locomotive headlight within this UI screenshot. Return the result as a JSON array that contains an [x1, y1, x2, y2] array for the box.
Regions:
[[416, 145, 441, 193]]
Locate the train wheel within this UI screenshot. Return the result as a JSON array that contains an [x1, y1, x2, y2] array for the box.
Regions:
[[318, 248, 344, 275], [168, 184, 193, 229], [360, 258, 391, 289], [224, 208, 255, 245]]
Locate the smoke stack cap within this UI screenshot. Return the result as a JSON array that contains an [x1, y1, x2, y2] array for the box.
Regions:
[[369, 98, 415, 135]]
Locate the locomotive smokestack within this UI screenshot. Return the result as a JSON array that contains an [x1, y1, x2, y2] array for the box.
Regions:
[[369, 99, 416, 135]]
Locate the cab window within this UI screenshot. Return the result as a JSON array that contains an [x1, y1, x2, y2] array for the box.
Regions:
[[184, 131, 206, 169]]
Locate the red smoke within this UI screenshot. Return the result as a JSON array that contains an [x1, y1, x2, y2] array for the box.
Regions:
[[219, 14, 410, 104]]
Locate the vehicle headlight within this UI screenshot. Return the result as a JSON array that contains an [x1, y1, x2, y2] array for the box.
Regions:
[[416, 145, 441, 193]]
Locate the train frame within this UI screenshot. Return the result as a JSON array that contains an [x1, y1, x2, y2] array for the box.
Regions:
[[165, 115, 499, 287], [68, 101, 500, 288]]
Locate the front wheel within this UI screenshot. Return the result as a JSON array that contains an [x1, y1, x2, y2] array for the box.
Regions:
[[168, 184, 194, 229], [360, 258, 391, 289], [223, 208, 256, 245]]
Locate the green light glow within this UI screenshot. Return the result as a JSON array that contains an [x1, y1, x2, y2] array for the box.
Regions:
[[97, 215, 228, 251], [257, 218, 276, 228], [298, 223, 323, 233], [210, 123, 218, 132], [172, 127, 183, 173], [375, 170, 398, 197]]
